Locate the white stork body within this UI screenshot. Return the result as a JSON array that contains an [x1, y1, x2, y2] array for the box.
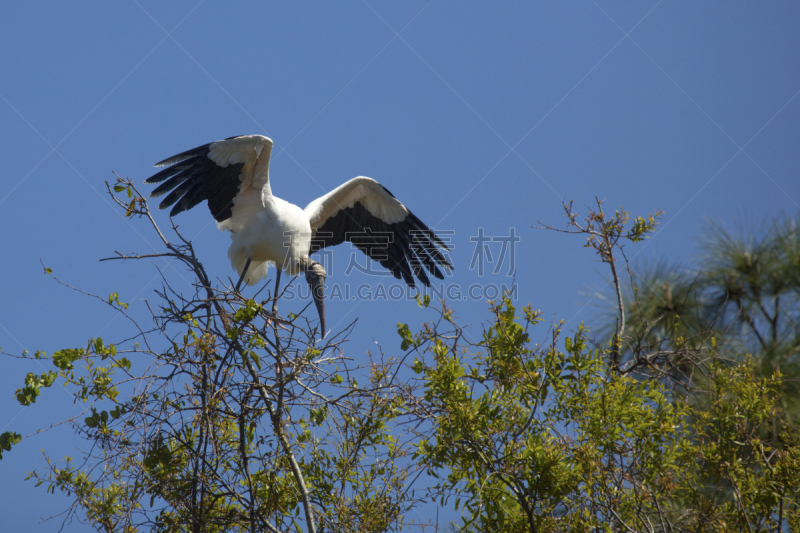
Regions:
[[226, 193, 312, 283], [146, 135, 453, 337]]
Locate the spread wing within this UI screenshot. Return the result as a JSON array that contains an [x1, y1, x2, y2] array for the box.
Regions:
[[304, 177, 453, 287], [145, 135, 273, 223]]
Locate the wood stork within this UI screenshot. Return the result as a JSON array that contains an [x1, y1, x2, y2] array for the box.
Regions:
[[145, 135, 453, 338]]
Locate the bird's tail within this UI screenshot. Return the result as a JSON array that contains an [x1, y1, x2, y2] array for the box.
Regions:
[[229, 247, 269, 286]]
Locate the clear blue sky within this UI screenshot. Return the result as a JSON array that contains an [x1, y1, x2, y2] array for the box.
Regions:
[[2, 2, 799, 530]]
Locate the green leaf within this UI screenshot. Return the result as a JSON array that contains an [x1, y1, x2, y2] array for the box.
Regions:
[[397, 323, 415, 351], [108, 292, 129, 309], [0, 432, 22, 460], [53, 348, 83, 370], [15, 371, 58, 406], [233, 299, 262, 322]]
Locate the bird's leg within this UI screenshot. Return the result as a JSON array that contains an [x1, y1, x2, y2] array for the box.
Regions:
[[235, 257, 253, 292], [272, 269, 285, 373], [272, 269, 282, 315]]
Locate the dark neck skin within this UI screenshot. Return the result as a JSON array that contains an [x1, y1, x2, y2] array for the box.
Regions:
[[299, 257, 327, 339]]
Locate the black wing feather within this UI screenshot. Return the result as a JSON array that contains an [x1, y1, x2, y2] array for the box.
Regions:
[[145, 141, 245, 222], [310, 201, 452, 288], [149, 164, 201, 197]]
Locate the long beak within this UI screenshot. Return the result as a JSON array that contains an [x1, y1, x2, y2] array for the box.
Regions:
[[303, 260, 327, 339]]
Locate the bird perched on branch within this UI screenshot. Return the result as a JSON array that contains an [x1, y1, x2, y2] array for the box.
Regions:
[[145, 135, 453, 338]]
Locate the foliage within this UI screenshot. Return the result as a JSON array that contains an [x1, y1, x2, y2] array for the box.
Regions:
[[612, 217, 800, 395], [397, 203, 800, 531], [3, 178, 422, 533], [698, 218, 800, 423], [3, 185, 799, 533], [398, 295, 800, 531], [408, 298, 687, 532], [683, 358, 800, 531]]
